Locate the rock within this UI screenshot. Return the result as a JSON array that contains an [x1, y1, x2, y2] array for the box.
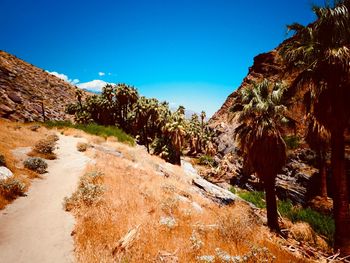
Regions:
[[191, 202, 204, 213], [0, 166, 14, 180], [7, 92, 22, 103], [0, 104, 15, 117], [192, 177, 240, 205], [93, 145, 123, 158]]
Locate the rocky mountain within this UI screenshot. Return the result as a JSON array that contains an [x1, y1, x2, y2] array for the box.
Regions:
[[0, 50, 81, 122], [207, 44, 344, 205]]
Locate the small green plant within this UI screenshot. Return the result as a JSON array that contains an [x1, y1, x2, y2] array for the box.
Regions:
[[24, 157, 48, 174], [197, 155, 215, 167], [283, 135, 300, 149], [238, 191, 266, 209], [43, 121, 135, 146], [229, 187, 237, 194], [0, 178, 25, 199]]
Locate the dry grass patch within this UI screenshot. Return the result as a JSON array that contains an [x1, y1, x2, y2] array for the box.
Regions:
[[0, 119, 51, 209], [69, 141, 310, 263]]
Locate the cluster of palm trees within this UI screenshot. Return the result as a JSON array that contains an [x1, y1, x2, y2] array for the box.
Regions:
[[233, 0, 350, 255], [67, 84, 214, 165]]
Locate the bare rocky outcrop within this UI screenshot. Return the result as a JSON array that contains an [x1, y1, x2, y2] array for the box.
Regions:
[[0, 50, 85, 122]]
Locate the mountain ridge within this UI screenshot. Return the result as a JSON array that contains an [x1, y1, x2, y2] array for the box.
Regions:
[[0, 50, 82, 122]]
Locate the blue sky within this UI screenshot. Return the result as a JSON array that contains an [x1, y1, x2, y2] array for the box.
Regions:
[[1, 0, 324, 116]]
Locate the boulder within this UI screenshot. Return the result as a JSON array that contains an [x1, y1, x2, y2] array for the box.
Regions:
[[7, 92, 22, 103], [0, 166, 14, 180]]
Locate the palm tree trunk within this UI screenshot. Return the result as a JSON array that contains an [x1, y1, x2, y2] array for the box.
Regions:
[[263, 176, 280, 232], [318, 151, 328, 199], [331, 128, 350, 255]]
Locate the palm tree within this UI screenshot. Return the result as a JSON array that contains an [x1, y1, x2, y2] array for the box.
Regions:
[[232, 79, 290, 232], [280, 1, 350, 253], [200, 111, 206, 129], [115, 83, 139, 130], [305, 115, 330, 199], [162, 112, 186, 165]]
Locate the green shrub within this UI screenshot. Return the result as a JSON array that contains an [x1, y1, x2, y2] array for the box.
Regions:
[[43, 121, 135, 146], [238, 191, 266, 208], [24, 157, 48, 174], [0, 178, 25, 199], [198, 155, 215, 167], [283, 135, 300, 149], [238, 190, 335, 244], [278, 199, 335, 245]]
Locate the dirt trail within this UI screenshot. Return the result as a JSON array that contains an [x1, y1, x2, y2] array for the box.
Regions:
[[0, 134, 90, 263]]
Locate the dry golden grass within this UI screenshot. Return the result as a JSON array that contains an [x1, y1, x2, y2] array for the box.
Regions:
[[0, 120, 53, 208], [69, 139, 311, 263]]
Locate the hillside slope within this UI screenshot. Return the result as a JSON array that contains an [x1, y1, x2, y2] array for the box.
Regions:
[[0, 50, 80, 122]]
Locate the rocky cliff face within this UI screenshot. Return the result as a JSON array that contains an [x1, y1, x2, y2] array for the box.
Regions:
[[0, 51, 79, 122], [207, 46, 331, 205]]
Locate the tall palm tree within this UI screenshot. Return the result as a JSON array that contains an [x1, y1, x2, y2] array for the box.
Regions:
[[200, 111, 206, 130], [280, 1, 350, 253], [162, 112, 186, 165], [232, 79, 290, 232], [305, 115, 330, 199]]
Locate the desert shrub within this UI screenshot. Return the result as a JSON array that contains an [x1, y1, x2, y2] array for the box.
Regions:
[[31, 135, 58, 160], [33, 139, 54, 155], [0, 154, 6, 167], [47, 134, 59, 142], [198, 155, 215, 167], [283, 135, 300, 149], [77, 142, 88, 152], [24, 157, 48, 174], [0, 178, 25, 199], [34, 138, 55, 154], [64, 171, 104, 210]]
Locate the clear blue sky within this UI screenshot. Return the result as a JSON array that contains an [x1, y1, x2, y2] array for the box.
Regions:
[[1, 0, 324, 117]]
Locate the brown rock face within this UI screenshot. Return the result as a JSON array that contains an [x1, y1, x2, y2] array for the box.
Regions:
[[0, 50, 81, 122], [210, 48, 303, 130]]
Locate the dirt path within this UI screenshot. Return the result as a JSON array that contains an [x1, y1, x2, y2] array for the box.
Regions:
[[0, 134, 90, 263]]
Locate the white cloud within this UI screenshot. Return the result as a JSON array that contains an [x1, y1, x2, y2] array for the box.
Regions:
[[71, 79, 80, 85], [98, 72, 105, 76], [77, 80, 110, 92], [46, 71, 80, 85]]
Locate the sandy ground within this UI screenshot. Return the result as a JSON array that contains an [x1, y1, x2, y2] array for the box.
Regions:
[[0, 134, 90, 263]]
